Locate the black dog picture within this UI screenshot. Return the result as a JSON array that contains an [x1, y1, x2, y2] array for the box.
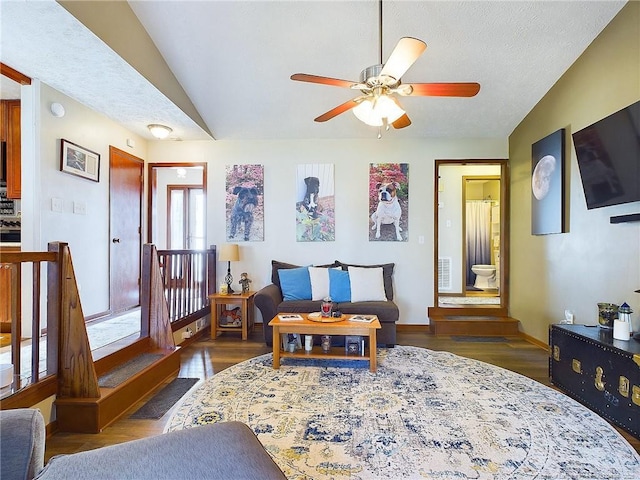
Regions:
[[226, 164, 264, 242], [296, 164, 335, 242]]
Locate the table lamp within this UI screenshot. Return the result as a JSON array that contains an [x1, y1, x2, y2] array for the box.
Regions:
[[219, 244, 240, 294]]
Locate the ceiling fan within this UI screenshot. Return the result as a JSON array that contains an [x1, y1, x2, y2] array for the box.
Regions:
[[291, 0, 480, 135]]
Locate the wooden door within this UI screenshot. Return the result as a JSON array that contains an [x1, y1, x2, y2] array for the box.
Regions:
[[5, 101, 21, 198], [109, 146, 143, 313]]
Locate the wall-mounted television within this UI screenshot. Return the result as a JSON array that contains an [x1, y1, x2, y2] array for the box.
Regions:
[[573, 100, 640, 209]]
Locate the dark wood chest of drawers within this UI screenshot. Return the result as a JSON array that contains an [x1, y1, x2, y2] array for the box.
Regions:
[[549, 324, 640, 438]]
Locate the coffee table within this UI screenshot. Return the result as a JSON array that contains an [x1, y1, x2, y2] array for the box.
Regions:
[[268, 314, 381, 372]]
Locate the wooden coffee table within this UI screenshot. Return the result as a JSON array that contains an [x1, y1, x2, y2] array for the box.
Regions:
[[268, 314, 381, 372]]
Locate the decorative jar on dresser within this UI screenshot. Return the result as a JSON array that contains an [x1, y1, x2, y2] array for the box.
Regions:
[[549, 324, 640, 439]]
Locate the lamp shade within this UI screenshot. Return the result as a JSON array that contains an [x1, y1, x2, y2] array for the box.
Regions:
[[219, 243, 240, 262]]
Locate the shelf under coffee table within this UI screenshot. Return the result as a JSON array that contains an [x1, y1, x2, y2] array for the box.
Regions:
[[268, 314, 381, 372]]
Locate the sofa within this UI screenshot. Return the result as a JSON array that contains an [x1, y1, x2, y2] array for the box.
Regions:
[[255, 260, 399, 347], [0, 408, 286, 480]]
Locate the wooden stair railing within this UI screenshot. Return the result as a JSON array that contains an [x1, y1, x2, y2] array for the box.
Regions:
[[55, 244, 180, 433]]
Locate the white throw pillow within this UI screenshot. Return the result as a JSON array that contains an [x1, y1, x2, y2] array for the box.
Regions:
[[309, 266, 331, 301], [347, 266, 388, 302]]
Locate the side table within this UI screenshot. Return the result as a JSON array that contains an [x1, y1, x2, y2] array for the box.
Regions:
[[209, 291, 256, 340]]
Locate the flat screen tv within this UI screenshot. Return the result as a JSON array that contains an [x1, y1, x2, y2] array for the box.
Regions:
[[573, 100, 640, 209]]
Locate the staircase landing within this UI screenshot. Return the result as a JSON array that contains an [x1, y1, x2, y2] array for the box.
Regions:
[[430, 315, 520, 336]]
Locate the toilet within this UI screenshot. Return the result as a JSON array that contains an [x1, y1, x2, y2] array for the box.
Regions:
[[471, 264, 497, 289]]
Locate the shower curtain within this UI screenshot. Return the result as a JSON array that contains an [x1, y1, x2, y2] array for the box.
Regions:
[[466, 201, 492, 286]]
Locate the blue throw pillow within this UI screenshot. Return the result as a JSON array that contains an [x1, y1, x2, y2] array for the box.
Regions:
[[278, 267, 312, 301], [329, 269, 351, 302]]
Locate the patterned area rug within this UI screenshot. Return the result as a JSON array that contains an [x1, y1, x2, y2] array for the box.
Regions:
[[166, 346, 640, 479]]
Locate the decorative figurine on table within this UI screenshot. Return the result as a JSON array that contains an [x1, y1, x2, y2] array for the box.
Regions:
[[321, 297, 334, 317], [238, 272, 252, 293]]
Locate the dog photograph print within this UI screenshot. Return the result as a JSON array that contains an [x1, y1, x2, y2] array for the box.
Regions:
[[296, 164, 335, 242], [369, 163, 409, 242], [226, 164, 264, 242]]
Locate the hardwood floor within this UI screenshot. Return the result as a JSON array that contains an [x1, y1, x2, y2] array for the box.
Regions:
[[44, 328, 640, 461]]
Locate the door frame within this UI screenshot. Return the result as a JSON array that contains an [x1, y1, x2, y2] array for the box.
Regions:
[[431, 159, 510, 317]]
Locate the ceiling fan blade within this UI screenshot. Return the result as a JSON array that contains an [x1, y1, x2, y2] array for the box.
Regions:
[[407, 82, 481, 97], [291, 73, 356, 88], [392, 113, 411, 129], [380, 37, 427, 81], [314, 98, 361, 122]]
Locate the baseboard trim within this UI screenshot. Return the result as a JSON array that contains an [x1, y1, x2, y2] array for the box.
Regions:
[[45, 419, 58, 439], [521, 332, 549, 351], [396, 324, 431, 333]]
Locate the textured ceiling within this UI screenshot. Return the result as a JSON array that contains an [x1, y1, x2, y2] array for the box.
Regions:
[[0, 1, 627, 141]]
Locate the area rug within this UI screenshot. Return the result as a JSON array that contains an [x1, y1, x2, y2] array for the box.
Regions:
[[165, 346, 640, 479], [130, 377, 199, 419]]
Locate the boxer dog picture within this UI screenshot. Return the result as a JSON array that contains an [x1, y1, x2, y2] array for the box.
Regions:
[[226, 164, 264, 241], [369, 163, 409, 242], [296, 164, 335, 242]]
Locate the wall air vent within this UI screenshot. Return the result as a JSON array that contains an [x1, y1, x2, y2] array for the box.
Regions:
[[438, 257, 452, 290]]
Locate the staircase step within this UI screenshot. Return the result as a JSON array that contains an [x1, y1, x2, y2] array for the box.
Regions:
[[55, 347, 180, 433], [430, 316, 520, 336]]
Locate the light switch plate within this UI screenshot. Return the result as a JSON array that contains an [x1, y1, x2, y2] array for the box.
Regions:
[[51, 198, 63, 212]]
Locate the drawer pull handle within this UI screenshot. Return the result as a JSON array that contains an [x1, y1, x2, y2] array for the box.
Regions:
[[572, 359, 582, 374], [595, 366, 605, 391], [553, 345, 560, 361], [632, 386, 640, 407], [619, 376, 630, 397]]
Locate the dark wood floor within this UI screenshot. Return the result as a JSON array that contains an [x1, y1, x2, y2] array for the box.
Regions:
[[44, 328, 640, 460]]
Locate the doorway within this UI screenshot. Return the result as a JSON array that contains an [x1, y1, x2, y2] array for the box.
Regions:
[[167, 186, 205, 249], [109, 146, 143, 314], [463, 176, 500, 296], [432, 159, 509, 316], [148, 163, 207, 248]]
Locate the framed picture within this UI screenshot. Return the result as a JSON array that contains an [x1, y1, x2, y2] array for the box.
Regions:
[[531, 129, 565, 235], [225, 164, 264, 242], [296, 163, 335, 242], [369, 163, 409, 241], [60, 139, 100, 182]]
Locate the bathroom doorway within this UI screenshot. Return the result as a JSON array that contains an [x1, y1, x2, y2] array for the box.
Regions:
[[432, 160, 509, 316], [463, 176, 500, 297]]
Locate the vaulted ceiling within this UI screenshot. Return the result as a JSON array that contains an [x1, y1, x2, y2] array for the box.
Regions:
[[0, 1, 626, 141]]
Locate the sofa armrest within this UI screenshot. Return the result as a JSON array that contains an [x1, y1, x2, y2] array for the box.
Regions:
[[1, 408, 45, 480], [35, 422, 286, 480], [255, 284, 283, 346]]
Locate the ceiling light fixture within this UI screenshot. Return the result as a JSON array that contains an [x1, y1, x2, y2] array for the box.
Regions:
[[353, 95, 405, 127], [350, 0, 405, 136], [147, 124, 173, 139]]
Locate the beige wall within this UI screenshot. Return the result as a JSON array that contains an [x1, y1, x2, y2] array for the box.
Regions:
[[21, 81, 148, 318], [508, 2, 640, 343], [148, 138, 507, 326]]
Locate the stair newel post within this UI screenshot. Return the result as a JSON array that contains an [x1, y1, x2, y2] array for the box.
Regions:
[[53, 242, 100, 398], [144, 244, 175, 350]]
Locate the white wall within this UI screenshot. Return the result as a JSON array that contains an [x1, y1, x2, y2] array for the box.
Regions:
[[509, 3, 640, 343], [148, 138, 507, 325], [24, 81, 148, 318]]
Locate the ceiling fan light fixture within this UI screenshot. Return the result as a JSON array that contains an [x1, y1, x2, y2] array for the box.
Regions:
[[353, 94, 405, 127], [147, 124, 173, 139]]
